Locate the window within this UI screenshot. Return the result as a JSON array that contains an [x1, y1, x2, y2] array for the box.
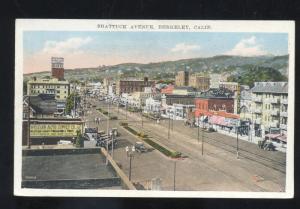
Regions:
[[57, 85, 60, 88], [57, 90, 60, 93]]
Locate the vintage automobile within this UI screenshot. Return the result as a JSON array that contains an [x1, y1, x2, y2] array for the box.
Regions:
[[134, 142, 148, 153]]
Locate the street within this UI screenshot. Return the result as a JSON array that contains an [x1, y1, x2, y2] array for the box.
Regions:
[[83, 97, 286, 192]]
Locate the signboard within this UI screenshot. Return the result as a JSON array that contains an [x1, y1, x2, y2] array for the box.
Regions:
[[30, 123, 82, 137]]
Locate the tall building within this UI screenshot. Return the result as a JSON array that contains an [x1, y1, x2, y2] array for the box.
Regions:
[[175, 71, 189, 87], [116, 77, 155, 95], [251, 82, 288, 134], [209, 73, 229, 89], [27, 77, 70, 101], [51, 57, 64, 80], [189, 74, 210, 91]]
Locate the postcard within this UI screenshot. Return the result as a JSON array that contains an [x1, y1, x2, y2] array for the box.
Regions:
[[14, 19, 294, 198]]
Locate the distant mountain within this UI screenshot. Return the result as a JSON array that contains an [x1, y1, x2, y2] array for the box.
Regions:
[[24, 55, 289, 84]]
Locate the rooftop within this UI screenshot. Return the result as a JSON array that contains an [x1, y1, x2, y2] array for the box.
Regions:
[[22, 149, 121, 189], [174, 86, 196, 91], [251, 82, 288, 94], [196, 88, 234, 99], [24, 94, 57, 114], [28, 78, 69, 84]]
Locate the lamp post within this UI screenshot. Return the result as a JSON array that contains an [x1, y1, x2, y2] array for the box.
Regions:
[[125, 145, 136, 181]]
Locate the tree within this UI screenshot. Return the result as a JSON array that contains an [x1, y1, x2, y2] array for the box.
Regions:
[[75, 130, 84, 148], [65, 93, 79, 115]]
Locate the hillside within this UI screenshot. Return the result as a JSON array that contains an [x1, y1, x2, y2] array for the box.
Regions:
[[24, 55, 289, 86]]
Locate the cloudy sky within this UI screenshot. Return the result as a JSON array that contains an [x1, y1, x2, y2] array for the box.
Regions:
[[23, 31, 288, 74]]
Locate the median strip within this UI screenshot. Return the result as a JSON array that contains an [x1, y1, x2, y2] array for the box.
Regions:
[[119, 122, 182, 159]]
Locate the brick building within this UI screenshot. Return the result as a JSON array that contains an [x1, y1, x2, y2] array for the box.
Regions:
[[195, 97, 234, 113], [51, 57, 64, 80], [116, 77, 155, 95], [175, 71, 189, 87]]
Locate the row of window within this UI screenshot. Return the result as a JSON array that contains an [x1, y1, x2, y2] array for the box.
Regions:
[[31, 85, 68, 89], [31, 90, 67, 94]]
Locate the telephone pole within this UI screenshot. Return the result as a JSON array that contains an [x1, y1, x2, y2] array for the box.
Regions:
[[27, 96, 31, 149]]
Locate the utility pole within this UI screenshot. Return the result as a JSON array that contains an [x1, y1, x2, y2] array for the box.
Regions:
[[27, 96, 31, 149], [73, 94, 76, 117], [236, 126, 239, 159], [197, 116, 200, 143], [173, 161, 176, 191], [126, 102, 128, 120], [171, 114, 173, 131], [111, 134, 114, 159], [106, 101, 110, 165], [202, 118, 204, 156], [140, 104, 143, 128], [168, 113, 171, 139]]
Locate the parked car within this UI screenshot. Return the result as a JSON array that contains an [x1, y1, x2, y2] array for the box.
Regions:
[[134, 142, 147, 153]]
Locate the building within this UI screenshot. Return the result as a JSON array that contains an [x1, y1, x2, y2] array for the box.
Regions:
[[239, 90, 253, 120], [161, 94, 195, 106], [209, 73, 230, 89], [27, 77, 70, 101], [51, 57, 64, 80], [175, 71, 189, 87], [173, 86, 197, 96], [23, 94, 61, 119], [251, 82, 288, 134], [102, 78, 112, 95], [22, 118, 84, 145], [144, 97, 161, 114], [195, 97, 234, 114], [116, 77, 155, 95], [219, 82, 239, 92], [189, 74, 210, 91]]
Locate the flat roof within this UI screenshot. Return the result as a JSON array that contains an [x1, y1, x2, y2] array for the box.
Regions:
[[22, 153, 117, 181]]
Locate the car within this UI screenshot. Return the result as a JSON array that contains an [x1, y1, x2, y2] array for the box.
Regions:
[[134, 142, 147, 153]]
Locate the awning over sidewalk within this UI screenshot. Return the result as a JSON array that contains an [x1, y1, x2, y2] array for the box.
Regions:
[[276, 135, 287, 142], [266, 134, 287, 143]]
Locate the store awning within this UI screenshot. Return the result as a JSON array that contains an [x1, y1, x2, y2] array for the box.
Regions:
[[265, 133, 281, 139], [276, 135, 287, 142]]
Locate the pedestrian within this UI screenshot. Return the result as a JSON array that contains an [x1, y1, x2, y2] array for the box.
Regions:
[[94, 117, 97, 124], [98, 117, 101, 124]]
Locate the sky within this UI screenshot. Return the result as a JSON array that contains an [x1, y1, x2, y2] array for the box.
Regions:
[[23, 31, 288, 74]]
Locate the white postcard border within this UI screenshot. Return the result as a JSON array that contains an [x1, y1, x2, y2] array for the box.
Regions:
[[14, 19, 295, 198]]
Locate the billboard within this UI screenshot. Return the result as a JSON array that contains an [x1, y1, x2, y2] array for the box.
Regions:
[[30, 123, 82, 137]]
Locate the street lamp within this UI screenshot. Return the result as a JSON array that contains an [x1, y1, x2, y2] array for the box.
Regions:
[[125, 145, 136, 181]]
